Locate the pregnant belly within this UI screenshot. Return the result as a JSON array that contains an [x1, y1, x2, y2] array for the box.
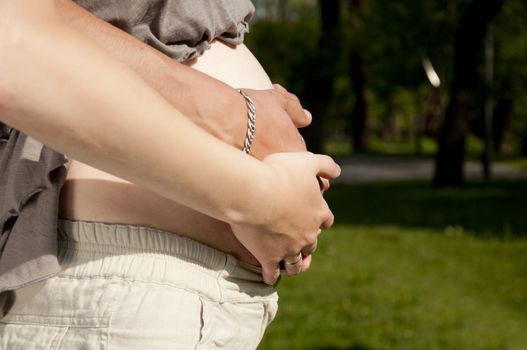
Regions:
[[59, 166, 257, 264], [59, 41, 271, 265]]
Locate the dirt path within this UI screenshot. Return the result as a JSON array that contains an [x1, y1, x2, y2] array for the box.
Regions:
[[334, 155, 527, 184]]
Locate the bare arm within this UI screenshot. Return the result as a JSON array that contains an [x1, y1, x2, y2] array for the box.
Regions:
[[55, 0, 308, 159], [0, 1, 339, 285], [56, 0, 307, 269]]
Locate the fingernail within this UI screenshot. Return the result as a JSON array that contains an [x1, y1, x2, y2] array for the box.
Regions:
[[303, 109, 312, 121]]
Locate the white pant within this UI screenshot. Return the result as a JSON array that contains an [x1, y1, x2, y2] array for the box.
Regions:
[[0, 220, 278, 350]]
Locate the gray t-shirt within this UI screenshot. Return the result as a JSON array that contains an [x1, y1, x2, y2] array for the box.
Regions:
[[0, 127, 68, 294], [75, 0, 255, 61], [0, 0, 254, 295]]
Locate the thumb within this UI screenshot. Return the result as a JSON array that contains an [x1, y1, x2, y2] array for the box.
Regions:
[[261, 261, 281, 286], [273, 84, 311, 128], [312, 154, 341, 180]]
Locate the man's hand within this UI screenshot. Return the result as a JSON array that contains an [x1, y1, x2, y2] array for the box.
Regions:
[[242, 84, 310, 159], [57, 1, 309, 160]]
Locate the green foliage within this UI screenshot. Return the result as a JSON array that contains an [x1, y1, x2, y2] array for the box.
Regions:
[[362, 136, 437, 156], [259, 181, 527, 350], [245, 17, 319, 95], [246, 0, 527, 156], [325, 134, 487, 157], [494, 0, 527, 150], [360, 0, 463, 94]]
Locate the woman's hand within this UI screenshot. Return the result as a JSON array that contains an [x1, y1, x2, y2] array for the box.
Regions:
[[0, 4, 338, 287], [229, 152, 340, 285]]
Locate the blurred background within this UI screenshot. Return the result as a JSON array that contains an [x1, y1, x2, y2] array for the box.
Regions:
[[245, 0, 527, 349]]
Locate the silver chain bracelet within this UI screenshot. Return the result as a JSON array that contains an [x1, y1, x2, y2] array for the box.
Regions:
[[237, 89, 256, 154]]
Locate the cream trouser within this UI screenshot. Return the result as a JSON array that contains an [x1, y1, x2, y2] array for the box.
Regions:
[[0, 220, 278, 350]]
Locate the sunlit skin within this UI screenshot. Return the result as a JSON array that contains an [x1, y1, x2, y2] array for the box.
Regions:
[[56, 0, 315, 270], [0, 0, 340, 284]]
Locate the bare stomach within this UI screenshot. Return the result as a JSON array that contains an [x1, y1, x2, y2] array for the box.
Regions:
[[59, 41, 273, 265]]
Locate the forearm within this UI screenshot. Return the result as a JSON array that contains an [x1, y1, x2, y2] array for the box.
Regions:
[[1, 1, 340, 286], [0, 2, 264, 224], [56, 0, 310, 159], [56, 0, 247, 149]]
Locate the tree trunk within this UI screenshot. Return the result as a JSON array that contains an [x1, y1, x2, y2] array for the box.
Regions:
[[382, 94, 398, 141], [434, 0, 505, 187], [350, 52, 369, 151], [277, 0, 288, 21], [492, 78, 513, 153], [522, 126, 527, 157], [301, 0, 341, 154], [346, 0, 369, 152]]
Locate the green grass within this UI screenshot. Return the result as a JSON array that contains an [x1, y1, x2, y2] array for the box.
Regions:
[[324, 134, 510, 160], [324, 137, 438, 157], [328, 181, 527, 237], [258, 181, 527, 350], [367, 137, 438, 156]]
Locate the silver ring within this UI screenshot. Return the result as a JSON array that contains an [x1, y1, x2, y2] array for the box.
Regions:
[[284, 254, 302, 266], [305, 241, 318, 255]]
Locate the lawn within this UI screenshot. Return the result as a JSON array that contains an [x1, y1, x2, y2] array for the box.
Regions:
[[258, 181, 527, 350]]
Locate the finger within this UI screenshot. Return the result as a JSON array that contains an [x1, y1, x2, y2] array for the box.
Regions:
[[298, 130, 306, 147], [312, 154, 341, 180], [272, 85, 311, 128], [272, 83, 288, 93], [301, 240, 318, 256], [316, 176, 323, 190], [283, 253, 303, 276], [273, 83, 301, 103], [303, 109, 313, 125], [321, 178, 330, 192], [301, 254, 313, 272], [316, 176, 331, 192], [285, 98, 311, 128], [262, 262, 281, 285], [320, 207, 335, 230]]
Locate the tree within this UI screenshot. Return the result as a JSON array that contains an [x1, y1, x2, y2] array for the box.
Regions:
[[349, 52, 368, 151], [301, 0, 342, 153], [434, 0, 505, 187], [347, 0, 369, 152], [492, 78, 513, 152], [493, 0, 527, 157]]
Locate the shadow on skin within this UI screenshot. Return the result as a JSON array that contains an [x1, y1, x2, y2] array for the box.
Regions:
[[59, 178, 258, 265]]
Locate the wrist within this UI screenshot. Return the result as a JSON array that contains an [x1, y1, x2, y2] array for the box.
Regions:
[[237, 89, 257, 154], [222, 161, 274, 228], [193, 85, 247, 149], [222, 88, 248, 150]]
